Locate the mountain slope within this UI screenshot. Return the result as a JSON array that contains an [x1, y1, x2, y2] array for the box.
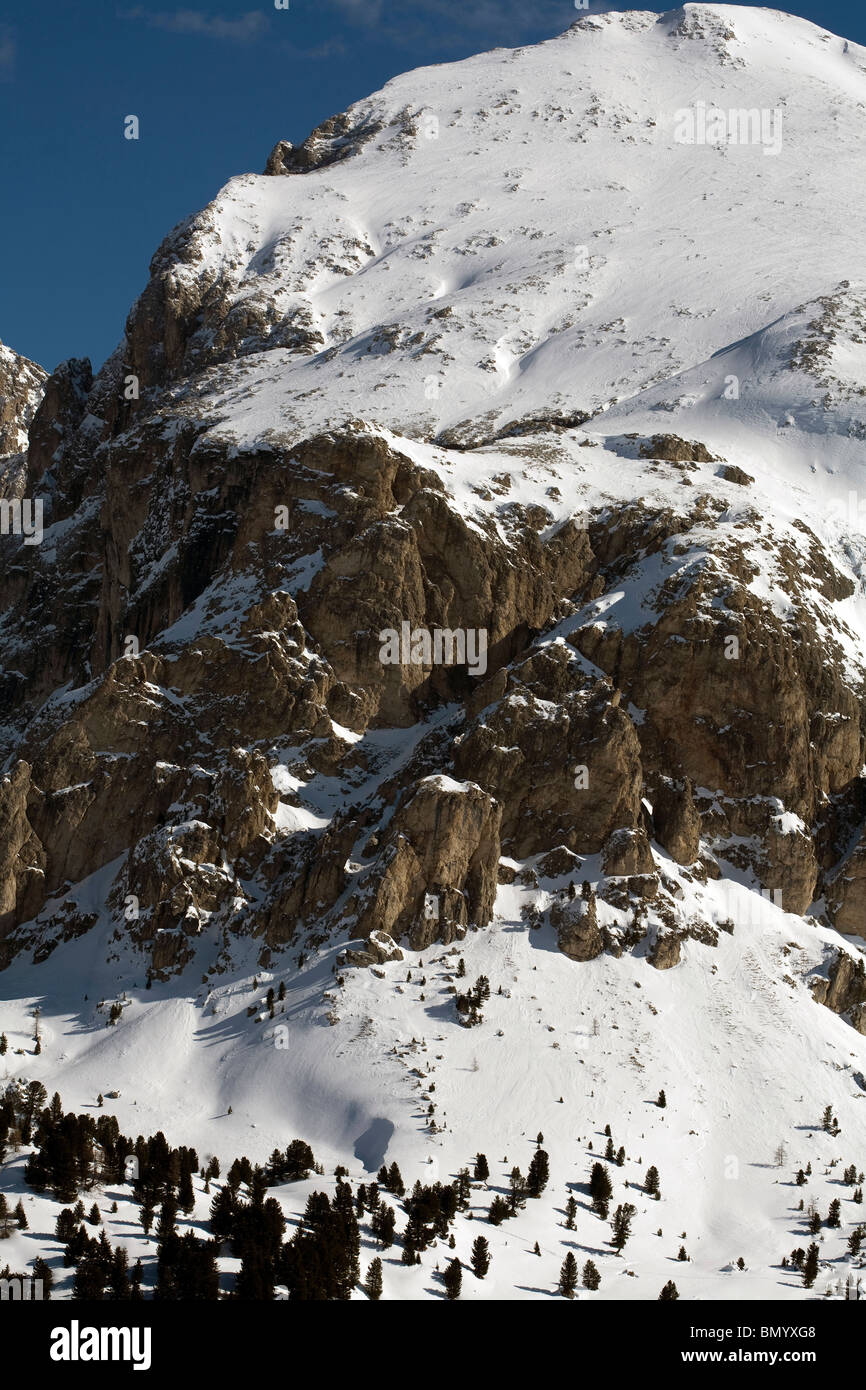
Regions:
[[1, 4, 866, 1301]]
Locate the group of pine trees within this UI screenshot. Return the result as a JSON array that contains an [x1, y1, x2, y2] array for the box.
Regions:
[[557, 1253, 601, 1296], [455, 974, 491, 1027]]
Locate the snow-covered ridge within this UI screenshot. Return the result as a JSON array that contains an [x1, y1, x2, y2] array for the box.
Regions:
[[123, 4, 866, 459]]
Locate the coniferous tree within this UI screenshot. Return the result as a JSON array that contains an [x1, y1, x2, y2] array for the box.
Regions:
[[0, 1194, 10, 1238], [508, 1166, 527, 1213], [366, 1257, 383, 1301], [74, 1252, 108, 1299], [87, 1202, 101, 1226], [55, 1208, 77, 1243], [208, 1186, 235, 1242], [371, 1203, 396, 1249], [659, 1280, 679, 1300], [565, 1195, 578, 1230], [527, 1149, 549, 1198], [471, 1235, 491, 1279], [178, 1166, 195, 1215], [826, 1198, 842, 1229], [156, 1195, 178, 1242], [14, 1200, 27, 1230], [0, 1034, 6, 1055], [558, 1251, 578, 1298], [645, 1165, 661, 1197], [109, 1245, 131, 1300], [802, 1243, 820, 1288], [474, 1153, 489, 1182], [657, 1090, 667, 1109], [488, 1195, 510, 1225], [615, 1146, 625, 1167], [582, 1259, 601, 1290], [605, 1136, 615, 1161], [611, 1202, 637, 1252], [443, 1257, 462, 1300], [33, 1256, 53, 1298], [401, 1223, 420, 1266], [589, 1161, 613, 1218], [677, 1245, 688, 1261]]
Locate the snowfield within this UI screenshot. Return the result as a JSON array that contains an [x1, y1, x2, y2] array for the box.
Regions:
[[2, 4, 866, 1303]]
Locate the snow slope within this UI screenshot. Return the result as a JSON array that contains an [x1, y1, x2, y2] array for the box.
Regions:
[[3, 5, 866, 1301]]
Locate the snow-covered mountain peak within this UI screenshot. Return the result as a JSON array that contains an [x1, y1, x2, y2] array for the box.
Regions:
[[118, 4, 866, 459]]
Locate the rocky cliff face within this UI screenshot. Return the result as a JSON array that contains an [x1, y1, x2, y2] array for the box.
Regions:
[[0, 342, 46, 476], [1, 5, 865, 1048]]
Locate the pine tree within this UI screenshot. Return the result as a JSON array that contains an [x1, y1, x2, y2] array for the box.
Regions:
[[372, 1203, 396, 1249], [473, 1152, 489, 1182], [589, 1161, 613, 1218], [615, 1146, 625, 1167], [14, 1200, 28, 1230], [471, 1235, 491, 1279], [821, 1104, 834, 1132], [156, 1195, 178, 1242], [677, 1245, 688, 1261], [508, 1167, 527, 1213], [488, 1195, 510, 1225], [366, 1257, 383, 1301], [527, 1149, 550, 1197], [847, 1228, 864, 1257], [611, 1202, 637, 1252], [795, 1169, 807, 1186], [178, 1167, 195, 1215], [645, 1165, 661, 1197], [88, 1202, 101, 1226], [558, 1251, 578, 1298], [826, 1198, 842, 1228], [657, 1089, 667, 1108], [582, 1259, 601, 1290], [565, 1194, 578, 1230], [802, 1243, 820, 1288], [659, 1280, 679, 1300], [443, 1257, 462, 1300], [0, 1034, 6, 1055], [33, 1256, 53, 1298], [605, 1136, 615, 1161]]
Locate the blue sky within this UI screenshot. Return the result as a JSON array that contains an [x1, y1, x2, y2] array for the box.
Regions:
[[1, 0, 862, 373]]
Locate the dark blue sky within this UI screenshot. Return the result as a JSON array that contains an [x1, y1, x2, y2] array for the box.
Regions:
[[1, 0, 862, 374]]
